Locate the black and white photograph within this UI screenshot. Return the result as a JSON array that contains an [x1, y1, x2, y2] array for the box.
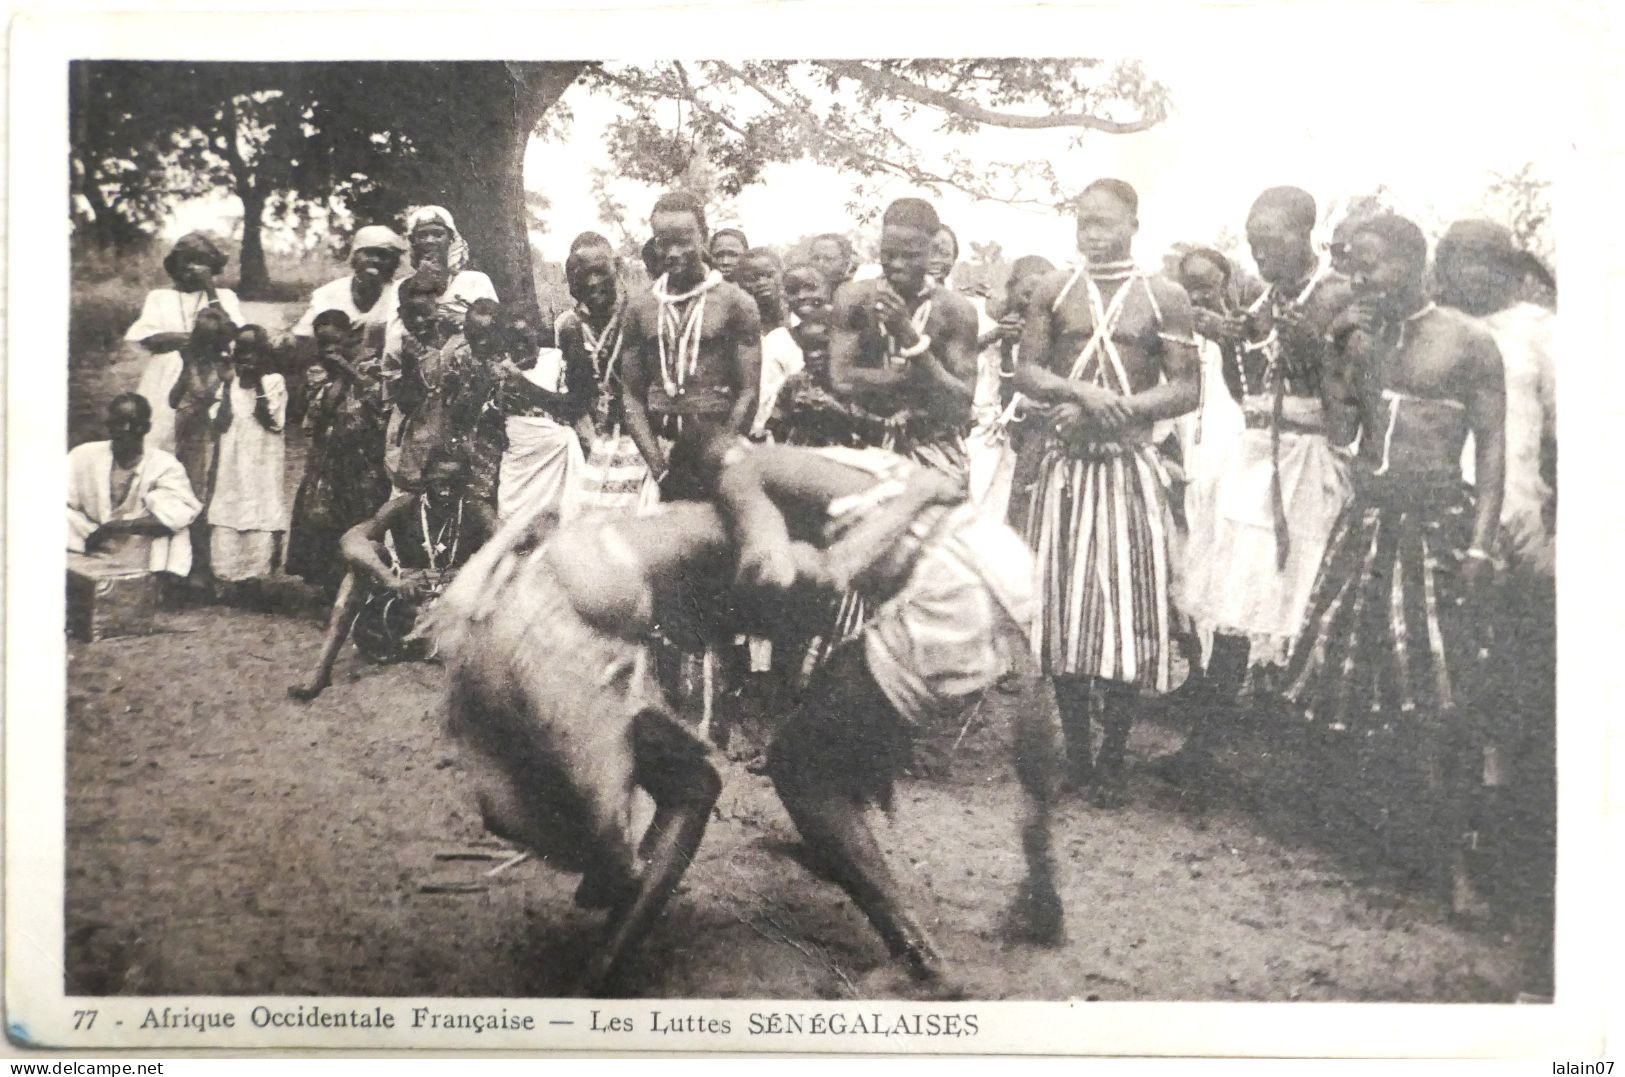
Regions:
[[7, 1, 1618, 1057]]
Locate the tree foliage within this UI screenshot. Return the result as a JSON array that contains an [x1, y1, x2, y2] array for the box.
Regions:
[[71, 57, 1169, 306], [585, 59, 1169, 220]]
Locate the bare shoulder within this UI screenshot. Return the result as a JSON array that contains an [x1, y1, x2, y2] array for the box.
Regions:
[[1438, 306, 1504, 374], [830, 278, 875, 325], [934, 287, 980, 332], [1030, 268, 1069, 309], [622, 289, 659, 331], [1145, 273, 1193, 310]]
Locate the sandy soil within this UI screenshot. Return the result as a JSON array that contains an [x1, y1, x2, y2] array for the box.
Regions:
[[63, 299, 1550, 1002], [64, 601, 1548, 1001]]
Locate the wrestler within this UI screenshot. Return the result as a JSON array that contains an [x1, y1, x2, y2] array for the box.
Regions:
[[621, 191, 761, 490], [1012, 178, 1200, 807], [679, 430, 1066, 989], [827, 198, 981, 487], [1283, 214, 1505, 919]]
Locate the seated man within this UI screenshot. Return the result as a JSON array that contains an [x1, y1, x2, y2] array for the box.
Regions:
[[288, 448, 496, 701], [68, 393, 203, 577], [423, 431, 1063, 994]]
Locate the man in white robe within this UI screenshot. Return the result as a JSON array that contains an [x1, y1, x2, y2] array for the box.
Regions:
[[68, 394, 202, 576]]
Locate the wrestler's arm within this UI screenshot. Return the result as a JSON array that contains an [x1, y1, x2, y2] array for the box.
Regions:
[[906, 294, 977, 414], [828, 282, 908, 401], [618, 302, 667, 478], [1122, 279, 1201, 423], [1010, 272, 1074, 404], [1464, 328, 1507, 568], [713, 443, 798, 590], [726, 292, 763, 435], [340, 495, 415, 588]]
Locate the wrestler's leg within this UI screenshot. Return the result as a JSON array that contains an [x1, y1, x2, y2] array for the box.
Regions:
[[1158, 633, 1246, 765], [1436, 717, 1491, 921], [1002, 658, 1065, 946], [288, 571, 361, 701], [1051, 675, 1095, 790], [1092, 682, 1137, 810], [768, 651, 945, 981], [581, 709, 721, 994]]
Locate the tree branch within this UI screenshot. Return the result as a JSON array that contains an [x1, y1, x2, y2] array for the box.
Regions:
[[818, 60, 1164, 133], [720, 65, 1060, 209]]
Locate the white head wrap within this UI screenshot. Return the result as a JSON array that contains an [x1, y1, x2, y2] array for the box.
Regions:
[[406, 205, 471, 273]]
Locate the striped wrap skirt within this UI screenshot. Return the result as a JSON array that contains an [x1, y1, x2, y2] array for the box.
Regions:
[[1025, 441, 1175, 691]]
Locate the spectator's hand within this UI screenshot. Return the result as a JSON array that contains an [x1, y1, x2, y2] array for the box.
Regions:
[[83, 524, 115, 553], [872, 285, 918, 346], [1192, 308, 1225, 342], [391, 575, 426, 604]]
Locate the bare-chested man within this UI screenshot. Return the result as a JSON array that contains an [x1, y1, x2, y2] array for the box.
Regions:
[[1283, 214, 1505, 919], [621, 191, 761, 491], [828, 198, 981, 487], [1013, 178, 1200, 807], [1162, 188, 1356, 783]]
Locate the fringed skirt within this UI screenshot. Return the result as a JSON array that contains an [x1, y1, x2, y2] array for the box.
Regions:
[[1025, 443, 1174, 691], [1283, 481, 1485, 736]]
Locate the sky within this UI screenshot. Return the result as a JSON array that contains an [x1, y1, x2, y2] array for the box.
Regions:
[[161, 3, 1592, 279], [518, 24, 1583, 272]]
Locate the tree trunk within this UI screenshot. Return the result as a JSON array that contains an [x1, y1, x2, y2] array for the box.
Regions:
[[428, 62, 586, 312], [237, 186, 271, 299]]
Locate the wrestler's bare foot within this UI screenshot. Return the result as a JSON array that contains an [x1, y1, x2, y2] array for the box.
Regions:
[[1002, 877, 1065, 947], [287, 677, 329, 702], [857, 956, 967, 1001]]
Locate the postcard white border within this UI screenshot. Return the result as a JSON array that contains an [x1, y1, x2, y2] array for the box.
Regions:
[[6, 0, 1621, 1058]]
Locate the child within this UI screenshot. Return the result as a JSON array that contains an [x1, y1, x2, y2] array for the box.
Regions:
[[207, 324, 287, 600]]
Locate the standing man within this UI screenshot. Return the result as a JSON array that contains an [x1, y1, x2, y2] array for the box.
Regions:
[[809, 234, 857, 293], [827, 198, 981, 487], [966, 255, 1055, 521], [1436, 218, 1555, 938], [1284, 214, 1505, 919], [1161, 188, 1355, 781], [558, 232, 656, 515], [1013, 178, 1200, 807], [708, 228, 750, 284], [621, 191, 761, 491], [736, 247, 807, 439]]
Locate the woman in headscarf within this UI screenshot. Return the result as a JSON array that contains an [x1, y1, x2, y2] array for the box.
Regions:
[[399, 205, 498, 332], [125, 232, 244, 456], [290, 225, 409, 359]]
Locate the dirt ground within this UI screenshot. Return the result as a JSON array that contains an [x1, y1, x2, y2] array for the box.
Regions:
[[62, 299, 1551, 1002]]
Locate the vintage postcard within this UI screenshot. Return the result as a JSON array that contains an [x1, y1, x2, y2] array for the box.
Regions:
[[5, 0, 1618, 1059]]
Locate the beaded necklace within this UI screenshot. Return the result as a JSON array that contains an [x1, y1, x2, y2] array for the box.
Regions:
[[653, 270, 723, 398]]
